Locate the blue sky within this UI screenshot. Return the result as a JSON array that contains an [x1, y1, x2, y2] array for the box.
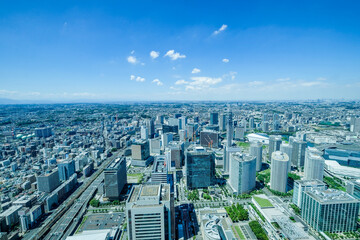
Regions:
[[1, 0, 360, 101]]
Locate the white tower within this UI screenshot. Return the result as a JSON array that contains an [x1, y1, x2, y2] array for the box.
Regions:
[[270, 151, 290, 193]]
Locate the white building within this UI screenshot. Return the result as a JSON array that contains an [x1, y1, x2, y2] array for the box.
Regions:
[[304, 147, 324, 181], [250, 141, 263, 172], [270, 151, 290, 193], [229, 153, 256, 194]]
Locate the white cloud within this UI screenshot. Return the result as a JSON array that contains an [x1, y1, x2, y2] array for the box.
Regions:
[[276, 77, 290, 82], [130, 75, 145, 82], [152, 79, 163, 86], [175, 79, 188, 85], [150, 51, 160, 59], [248, 81, 264, 87], [222, 58, 229, 63], [300, 81, 322, 87], [317, 77, 327, 81], [127, 55, 137, 64], [170, 86, 180, 90], [191, 68, 201, 74], [0, 89, 17, 95], [189, 76, 222, 87], [164, 50, 186, 60], [213, 24, 228, 35]]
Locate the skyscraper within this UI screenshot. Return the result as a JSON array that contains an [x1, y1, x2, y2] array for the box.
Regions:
[[280, 143, 293, 171], [304, 147, 324, 181], [292, 179, 326, 207], [219, 113, 226, 131], [229, 153, 256, 194], [250, 141, 263, 172], [291, 139, 307, 167], [104, 157, 127, 200], [270, 151, 289, 193], [145, 118, 155, 138], [200, 130, 219, 148], [185, 146, 215, 189], [131, 140, 151, 166], [223, 110, 233, 173], [140, 125, 149, 140], [57, 159, 75, 181], [268, 135, 282, 158], [126, 183, 174, 240], [209, 112, 219, 125]]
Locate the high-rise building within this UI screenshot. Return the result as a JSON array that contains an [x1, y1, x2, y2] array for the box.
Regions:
[[280, 143, 293, 171], [58, 159, 75, 181], [131, 140, 150, 166], [209, 112, 219, 125], [262, 121, 269, 132], [350, 117, 360, 133], [140, 126, 148, 140], [270, 151, 289, 193], [301, 189, 360, 233], [250, 141, 263, 172], [200, 130, 219, 148], [223, 110, 233, 173], [268, 135, 282, 158], [37, 169, 60, 193], [292, 179, 327, 207], [219, 114, 226, 131], [304, 147, 324, 181], [104, 157, 127, 200], [178, 116, 187, 130], [229, 153, 256, 194], [145, 119, 155, 138], [185, 146, 215, 189], [223, 147, 241, 173], [126, 183, 174, 240], [249, 117, 255, 129], [291, 139, 307, 167], [234, 127, 245, 140], [161, 133, 173, 150]]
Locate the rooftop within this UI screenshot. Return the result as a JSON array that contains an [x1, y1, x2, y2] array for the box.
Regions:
[[295, 179, 326, 186], [306, 188, 358, 203]]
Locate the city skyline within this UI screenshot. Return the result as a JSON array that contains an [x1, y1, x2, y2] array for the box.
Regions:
[[1, 1, 360, 102]]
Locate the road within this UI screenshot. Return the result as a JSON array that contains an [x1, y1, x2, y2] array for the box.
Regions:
[[23, 149, 123, 240]]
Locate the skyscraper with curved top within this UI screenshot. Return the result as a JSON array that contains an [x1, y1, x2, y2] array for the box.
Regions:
[[270, 151, 290, 193]]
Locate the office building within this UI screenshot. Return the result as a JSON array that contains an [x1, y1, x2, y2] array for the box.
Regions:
[[219, 113, 226, 131], [229, 153, 256, 194], [131, 140, 151, 166], [126, 183, 174, 240], [250, 142, 263, 172], [37, 169, 60, 193], [185, 146, 215, 189], [179, 116, 187, 130], [268, 135, 282, 158], [104, 158, 127, 200], [249, 117, 255, 129], [304, 147, 324, 181], [200, 130, 219, 148], [0, 205, 22, 229], [58, 159, 75, 181], [152, 156, 169, 184], [34, 127, 52, 138], [292, 140, 307, 167], [234, 127, 245, 141], [346, 180, 360, 199], [262, 121, 269, 132], [270, 151, 289, 193], [165, 143, 182, 170], [149, 137, 161, 155], [145, 119, 155, 138], [301, 189, 359, 233], [162, 124, 178, 134], [161, 133, 173, 150], [140, 126, 148, 140], [350, 117, 360, 133], [209, 112, 219, 125], [292, 179, 327, 207]]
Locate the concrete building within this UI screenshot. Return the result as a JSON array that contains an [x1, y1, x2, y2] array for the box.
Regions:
[[304, 147, 324, 181], [270, 151, 289, 193], [234, 127, 245, 141], [223, 147, 241, 174], [126, 184, 174, 240], [151, 156, 169, 184], [185, 146, 215, 189], [161, 133, 173, 150], [34, 127, 52, 138], [262, 121, 269, 132], [268, 135, 282, 159], [280, 143, 293, 171], [140, 126, 148, 140], [145, 119, 155, 138], [219, 113, 226, 131], [346, 180, 360, 199], [301, 189, 360, 233], [250, 141, 263, 172], [291, 139, 307, 167], [229, 153, 256, 194], [37, 169, 60, 193], [0, 205, 22, 229], [165, 143, 182, 170], [58, 159, 75, 181], [292, 179, 327, 207], [104, 158, 127, 200], [200, 130, 219, 148], [131, 140, 151, 166]]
